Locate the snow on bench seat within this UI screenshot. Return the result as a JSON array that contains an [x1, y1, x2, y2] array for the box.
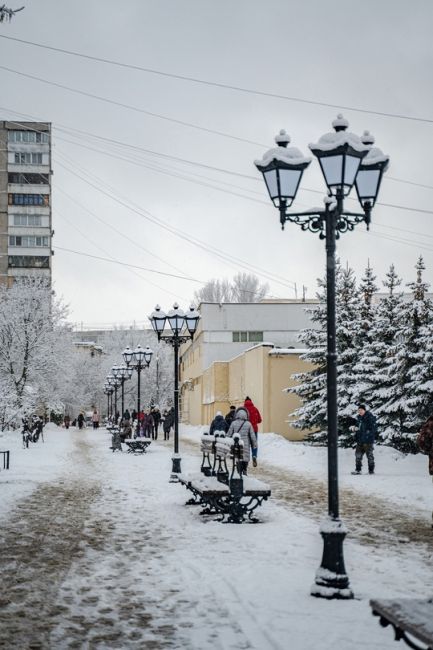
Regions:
[[242, 477, 271, 496], [189, 476, 229, 495], [370, 598, 433, 648]]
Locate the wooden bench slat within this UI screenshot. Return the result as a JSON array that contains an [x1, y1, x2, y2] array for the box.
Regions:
[[371, 598, 433, 647]]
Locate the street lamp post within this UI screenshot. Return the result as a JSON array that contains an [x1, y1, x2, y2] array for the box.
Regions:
[[107, 372, 121, 424], [122, 345, 153, 432], [104, 384, 112, 419], [255, 116, 389, 600], [149, 304, 200, 481], [113, 364, 130, 419]]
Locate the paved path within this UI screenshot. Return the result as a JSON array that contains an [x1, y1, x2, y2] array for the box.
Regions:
[[0, 430, 430, 650]]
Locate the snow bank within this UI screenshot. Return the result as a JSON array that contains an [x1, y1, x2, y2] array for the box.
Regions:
[[0, 423, 75, 523]]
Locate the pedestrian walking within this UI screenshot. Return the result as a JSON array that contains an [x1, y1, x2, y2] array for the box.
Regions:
[[143, 411, 154, 438], [225, 406, 236, 430], [417, 415, 433, 528], [163, 408, 174, 441], [64, 414, 70, 430], [131, 409, 137, 423], [91, 409, 100, 430], [77, 412, 85, 430], [123, 409, 131, 422], [243, 397, 262, 467], [152, 407, 161, 439], [210, 411, 227, 434], [227, 407, 257, 475], [350, 404, 377, 475], [418, 415, 433, 474]]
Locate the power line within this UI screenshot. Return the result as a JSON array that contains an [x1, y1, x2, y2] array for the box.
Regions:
[[55, 246, 203, 281], [0, 65, 265, 147], [4, 108, 433, 197], [6, 111, 433, 248], [54, 158, 299, 291], [1, 33, 432, 125]]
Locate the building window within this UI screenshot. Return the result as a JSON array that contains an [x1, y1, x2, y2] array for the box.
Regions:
[[9, 235, 49, 247], [233, 331, 263, 343], [12, 214, 43, 227], [9, 131, 49, 144], [8, 194, 49, 206], [13, 152, 43, 165], [8, 255, 49, 268], [8, 172, 49, 185], [248, 331, 264, 342]]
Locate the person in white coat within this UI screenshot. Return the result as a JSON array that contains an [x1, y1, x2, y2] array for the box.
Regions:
[[227, 407, 257, 475]]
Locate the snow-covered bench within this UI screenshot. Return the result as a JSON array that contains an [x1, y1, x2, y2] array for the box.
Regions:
[[124, 438, 151, 454], [179, 434, 271, 523], [0, 450, 10, 470], [370, 598, 433, 650]]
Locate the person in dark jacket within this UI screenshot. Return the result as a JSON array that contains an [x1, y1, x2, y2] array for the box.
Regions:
[[417, 415, 433, 528], [225, 406, 236, 429], [418, 416, 433, 474], [77, 412, 85, 430], [163, 408, 174, 440], [143, 411, 154, 438], [351, 405, 377, 474], [151, 407, 161, 440], [210, 411, 227, 434], [244, 397, 262, 467]]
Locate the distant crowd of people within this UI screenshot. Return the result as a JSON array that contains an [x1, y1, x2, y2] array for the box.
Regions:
[[110, 406, 175, 443]]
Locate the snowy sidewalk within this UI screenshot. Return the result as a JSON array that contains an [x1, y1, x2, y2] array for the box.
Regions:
[[0, 427, 432, 649]]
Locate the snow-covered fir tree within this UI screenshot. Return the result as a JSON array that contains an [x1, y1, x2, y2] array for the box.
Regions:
[[288, 273, 330, 442], [335, 264, 362, 441], [377, 257, 433, 452], [290, 261, 362, 443], [339, 262, 378, 447]]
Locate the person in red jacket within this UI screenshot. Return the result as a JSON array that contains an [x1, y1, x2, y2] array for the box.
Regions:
[[244, 397, 262, 467]]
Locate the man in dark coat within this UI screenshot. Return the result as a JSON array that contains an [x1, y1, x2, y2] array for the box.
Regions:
[[351, 404, 377, 474], [210, 411, 227, 434], [417, 415, 433, 528], [225, 406, 236, 430], [152, 407, 161, 440], [163, 407, 174, 440]]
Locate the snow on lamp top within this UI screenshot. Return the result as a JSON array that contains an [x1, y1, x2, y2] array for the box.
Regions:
[[255, 130, 312, 169], [309, 114, 369, 154], [360, 131, 390, 167]]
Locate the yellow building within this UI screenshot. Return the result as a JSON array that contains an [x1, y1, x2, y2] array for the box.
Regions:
[[180, 342, 314, 441]]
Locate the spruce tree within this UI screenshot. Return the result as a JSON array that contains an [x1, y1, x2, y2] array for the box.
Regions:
[[336, 264, 362, 445], [290, 261, 362, 444], [339, 262, 378, 447], [377, 258, 433, 452], [289, 274, 329, 443]]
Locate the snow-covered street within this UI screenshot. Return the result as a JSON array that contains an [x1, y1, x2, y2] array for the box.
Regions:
[[1, 425, 432, 649]]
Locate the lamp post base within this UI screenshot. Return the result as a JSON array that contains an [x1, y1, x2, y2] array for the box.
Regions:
[[311, 518, 354, 600], [169, 454, 182, 482]]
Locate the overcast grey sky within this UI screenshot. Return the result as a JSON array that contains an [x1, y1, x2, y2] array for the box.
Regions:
[[1, 0, 432, 327]]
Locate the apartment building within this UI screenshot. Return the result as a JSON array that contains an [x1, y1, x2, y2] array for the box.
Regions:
[[0, 121, 52, 284]]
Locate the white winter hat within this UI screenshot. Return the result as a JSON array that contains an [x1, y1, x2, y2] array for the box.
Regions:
[[216, 410, 223, 417]]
